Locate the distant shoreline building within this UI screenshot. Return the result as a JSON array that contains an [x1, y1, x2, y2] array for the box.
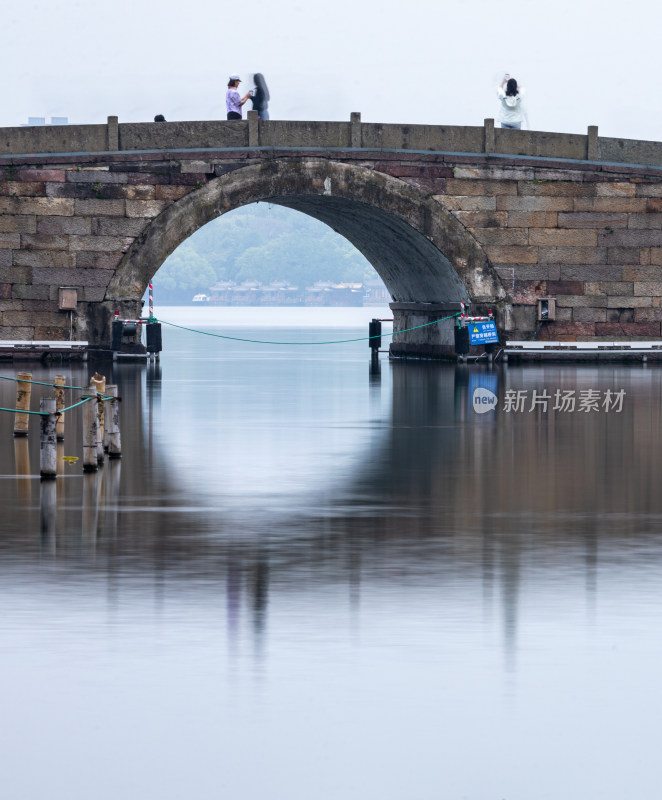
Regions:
[[23, 116, 69, 127], [363, 278, 391, 305], [190, 278, 390, 307]]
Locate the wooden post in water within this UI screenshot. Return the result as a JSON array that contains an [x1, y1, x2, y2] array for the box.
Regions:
[[13, 372, 32, 436], [89, 373, 106, 464], [104, 384, 113, 454], [39, 398, 57, 479], [106, 385, 122, 459], [81, 388, 99, 472], [54, 375, 66, 440], [103, 384, 112, 452]]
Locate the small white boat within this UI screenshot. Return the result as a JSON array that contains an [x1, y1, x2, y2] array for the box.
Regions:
[[192, 293, 210, 303]]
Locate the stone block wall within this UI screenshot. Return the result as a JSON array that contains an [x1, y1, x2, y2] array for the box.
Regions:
[[0, 135, 661, 347], [374, 160, 662, 340], [0, 161, 203, 340]]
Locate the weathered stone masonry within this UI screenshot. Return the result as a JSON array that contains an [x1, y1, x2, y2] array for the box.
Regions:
[[438, 165, 662, 340], [1, 115, 662, 353]]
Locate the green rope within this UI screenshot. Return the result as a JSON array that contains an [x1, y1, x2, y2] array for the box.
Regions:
[[0, 375, 85, 390], [60, 397, 94, 413], [0, 394, 110, 416], [155, 312, 461, 345], [57, 395, 112, 413], [0, 406, 49, 416], [0, 396, 94, 416]]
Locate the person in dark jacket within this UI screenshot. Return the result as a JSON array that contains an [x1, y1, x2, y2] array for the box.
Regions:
[[250, 73, 270, 120]]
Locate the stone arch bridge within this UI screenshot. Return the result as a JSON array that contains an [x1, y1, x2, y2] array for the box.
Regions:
[[1, 113, 662, 356]]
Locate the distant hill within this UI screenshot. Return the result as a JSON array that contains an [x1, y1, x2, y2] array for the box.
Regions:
[[152, 202, 377, 304]]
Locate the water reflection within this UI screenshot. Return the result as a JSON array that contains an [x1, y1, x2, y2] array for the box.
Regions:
[[13, 436, 31, 501], [104, 459, 122, 542], [82, 471, 102, 551], [1, 328, 662, 799], [39, 478, 56, 552], [3, 358, 662, 598]]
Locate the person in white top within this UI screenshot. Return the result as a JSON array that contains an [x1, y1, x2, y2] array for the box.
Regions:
[[496, 75, 528, 129]]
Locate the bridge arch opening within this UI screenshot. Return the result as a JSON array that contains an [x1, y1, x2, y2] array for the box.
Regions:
[[149, 201, 380, 306], [100, 159, 507, 351]]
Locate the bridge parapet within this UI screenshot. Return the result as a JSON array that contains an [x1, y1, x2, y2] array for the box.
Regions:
[[2, 114, 662, 170]]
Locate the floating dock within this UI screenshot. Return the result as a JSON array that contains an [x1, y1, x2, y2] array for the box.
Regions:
[[505, 341, 662, 362], [0, 340, 89, 361]]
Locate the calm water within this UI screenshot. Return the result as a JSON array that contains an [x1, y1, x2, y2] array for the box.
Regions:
[[2, 307, 662, 799]]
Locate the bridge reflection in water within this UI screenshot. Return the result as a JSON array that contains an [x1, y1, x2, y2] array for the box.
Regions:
[[1, 341, 661, 797], [2, 354, 660, 651]]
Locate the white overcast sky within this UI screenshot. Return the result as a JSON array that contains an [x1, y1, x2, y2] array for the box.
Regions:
[[4, 0, 660, 142]]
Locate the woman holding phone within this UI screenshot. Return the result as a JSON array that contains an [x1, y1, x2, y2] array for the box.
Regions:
[[497, 75, 528, 130]]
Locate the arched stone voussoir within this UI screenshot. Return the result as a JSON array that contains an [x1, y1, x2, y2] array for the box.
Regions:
[[106, 159, 506, 308]]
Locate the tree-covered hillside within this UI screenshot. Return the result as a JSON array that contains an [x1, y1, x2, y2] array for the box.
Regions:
[[152, 202, 376, 303]]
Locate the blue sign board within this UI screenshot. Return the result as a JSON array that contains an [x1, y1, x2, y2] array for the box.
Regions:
[[467, 321, 499, 345]]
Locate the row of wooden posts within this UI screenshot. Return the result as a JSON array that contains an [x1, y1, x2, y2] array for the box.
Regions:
[[12, 371, 122, 478]]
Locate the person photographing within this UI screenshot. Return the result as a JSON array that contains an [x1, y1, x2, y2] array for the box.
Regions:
[[496, 74, 528, 130], [226, 74, 252, 120]]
